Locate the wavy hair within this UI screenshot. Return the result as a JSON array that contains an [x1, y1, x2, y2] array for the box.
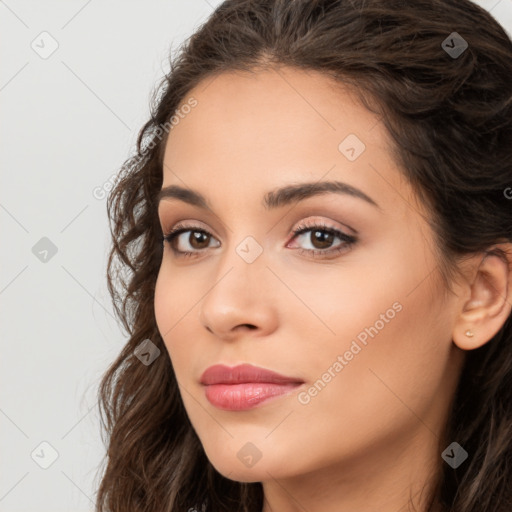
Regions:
[[95, 0, 512, 510]]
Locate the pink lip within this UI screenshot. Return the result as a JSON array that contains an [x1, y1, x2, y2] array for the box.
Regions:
[[200, 364, 304, 411]]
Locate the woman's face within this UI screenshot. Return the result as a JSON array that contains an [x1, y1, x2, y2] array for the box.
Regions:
[[154, 67, 465, 489]]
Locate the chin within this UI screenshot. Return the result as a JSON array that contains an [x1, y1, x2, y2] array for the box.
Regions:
[[205, 449, 281, 483], [222, 469, 266, 483]]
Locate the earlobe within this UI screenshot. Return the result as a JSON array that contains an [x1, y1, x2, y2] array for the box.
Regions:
[[452, 246, 512, 351]]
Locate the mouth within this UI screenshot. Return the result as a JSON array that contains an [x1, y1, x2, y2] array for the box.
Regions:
[[200, 363, 305, 411]]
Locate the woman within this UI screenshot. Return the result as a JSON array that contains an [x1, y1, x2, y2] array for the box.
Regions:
[[96, 1, 512, 510]]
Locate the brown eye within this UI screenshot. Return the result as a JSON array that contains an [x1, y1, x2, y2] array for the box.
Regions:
[[162, 222, 357, 260], [288, 222, 357, 259], [187, 231, 211, 249], [163, 227, 220, 257], [309, 229, 335, 249]]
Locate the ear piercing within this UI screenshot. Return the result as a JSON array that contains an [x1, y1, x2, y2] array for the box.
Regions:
[[465, 330, 474, 337]]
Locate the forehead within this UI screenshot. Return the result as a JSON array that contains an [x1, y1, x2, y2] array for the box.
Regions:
[[167, 66, 381, 153], [160, 66, 418, 220]]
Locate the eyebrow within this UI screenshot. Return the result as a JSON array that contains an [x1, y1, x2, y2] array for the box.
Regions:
[[156, 180, 381, 212]]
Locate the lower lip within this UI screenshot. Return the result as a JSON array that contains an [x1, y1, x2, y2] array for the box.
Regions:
[[203, 382, 303, 411]]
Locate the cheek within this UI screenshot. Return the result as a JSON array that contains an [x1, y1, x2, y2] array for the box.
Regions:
[[153, 270, 169, 340], [154, 266, 184, 361], [154, 262, 193, 335], [319, 276, 447, 418], [153, 265, 205, 373], [284, 289, 449, 476], [292, 241, 449, 422]]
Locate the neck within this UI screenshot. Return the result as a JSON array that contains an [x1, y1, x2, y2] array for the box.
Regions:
[[260, 424, 443, 512]]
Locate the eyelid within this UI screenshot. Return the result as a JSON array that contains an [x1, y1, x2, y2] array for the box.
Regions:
[[161, 213, 353, 237], [287, 216, 354, 237], [162, 216, 358, 259], [161, 219, 215, 238], [162, 217, 345, 242]]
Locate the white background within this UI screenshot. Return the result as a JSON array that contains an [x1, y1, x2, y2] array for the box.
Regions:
[[1, 1, 511, 510]]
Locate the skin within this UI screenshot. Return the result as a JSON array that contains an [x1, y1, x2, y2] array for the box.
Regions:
[[154, 66, 512, 512]]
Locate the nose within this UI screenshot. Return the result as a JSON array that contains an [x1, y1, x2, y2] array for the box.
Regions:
[[198, 243, 279, 341]]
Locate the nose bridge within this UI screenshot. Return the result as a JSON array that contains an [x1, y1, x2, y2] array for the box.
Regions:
[[214, 228, 268, 296], [198, 225, 276, 335], [216, 208, 269, 274]]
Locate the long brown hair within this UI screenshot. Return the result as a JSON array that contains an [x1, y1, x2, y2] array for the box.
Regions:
[[95, 1, 512, 510]]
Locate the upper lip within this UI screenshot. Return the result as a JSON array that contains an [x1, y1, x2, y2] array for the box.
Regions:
[[200, 364, 304, 385]]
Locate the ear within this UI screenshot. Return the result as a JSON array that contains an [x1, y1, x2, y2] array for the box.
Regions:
[[452, 244, 512, 351]]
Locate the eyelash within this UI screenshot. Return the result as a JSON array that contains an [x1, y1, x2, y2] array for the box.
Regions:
[[161, 220, 357, 260]]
